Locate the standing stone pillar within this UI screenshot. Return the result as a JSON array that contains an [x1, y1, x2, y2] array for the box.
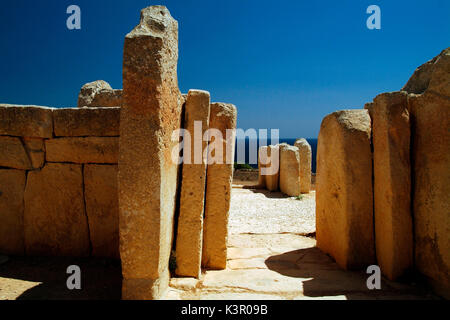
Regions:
[[175, 90, 211, 278], [119, 6, 183, 300], [316, 110, 375, 270], [294, 138, 312, 194], [265, 145, 280, 191], [257, 146, 268, 188], [202, 103, 237, 269], [366, 92, 413, 281], [279, 144, 301, 197]]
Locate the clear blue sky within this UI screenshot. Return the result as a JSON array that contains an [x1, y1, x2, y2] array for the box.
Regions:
[[0, 0, 448, 138]]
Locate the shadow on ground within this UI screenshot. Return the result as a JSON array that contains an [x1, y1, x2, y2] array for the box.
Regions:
[[0, 256, 122, 300], [265, 247, 438, 300]]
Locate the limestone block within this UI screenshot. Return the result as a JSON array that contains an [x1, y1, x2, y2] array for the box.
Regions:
[[24, 163, 90, 256], [294, 138, 312, 193], [202, 102, 237, 270], [175, 90, 210, 278], [279, 144, 301, 197], [367, 91, 413, 281], [316, 110, 375, 270], [257, 146, 268, 188], [90, 89, 123, 108], [84, 164, 119, 259], [77, 80, 112, 108], [23, 138, 45, 169], [45, 137, 119, 164], [0, 169, 26, 255], [119, 6, 183, 300], [409, 91, 450, 296], [0, 105, 53, 138], [53, 107, 120, 137], [265, 145, 280, 191], [0, 136, 32, 169]]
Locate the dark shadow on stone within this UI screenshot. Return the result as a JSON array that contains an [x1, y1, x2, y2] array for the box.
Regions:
[[265, 247, 438, 300], [0, 256, 122, 300]]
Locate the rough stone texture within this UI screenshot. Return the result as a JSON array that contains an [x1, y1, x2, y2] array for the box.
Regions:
[[24, 163, 90, 256], [0, 169, 26, 255], [77, 80, 112, 108], [53, 107, 120, 137], [90, 89, 123, 108], [23, 138, 45, 169], [0, 105, 53, 138], [119, 6, 183, 300], [316, 110, 375, 270], [0, 136, 32, 169], [405, 48, 450, 297], [175, 90, 210, 278], [45, 137, 119, 164], [202, 102, 237, 270], [265, 145, 280, 191], [366, 91, 413, 281], [279, 144, 301, 197], [257, 146, 268, 188], [84, 164, 119, 259], [294, 138, 312, 194]]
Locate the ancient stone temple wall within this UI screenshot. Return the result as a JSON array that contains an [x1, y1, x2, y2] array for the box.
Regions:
[[0, 105, 120, 258], [315, 48, 449, 298]]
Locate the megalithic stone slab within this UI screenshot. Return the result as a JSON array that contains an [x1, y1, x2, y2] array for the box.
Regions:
[[202, 102, 237, 269], [0, 169, 26, 255], [175, 90, 211, 278], [257, 146, 268, 188], [265, 145, 280, 191], [294, 138, 312, 194], [316, 110, 375, 270], [279, 144, 301, 197], [119, 6, 183, 300], [24, 163, 90, 256], [366, 92, 413, 281]]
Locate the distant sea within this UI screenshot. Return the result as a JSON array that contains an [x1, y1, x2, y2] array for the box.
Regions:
[[234, 138, 318, 173]]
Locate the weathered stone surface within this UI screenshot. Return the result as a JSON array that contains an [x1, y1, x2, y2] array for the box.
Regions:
[[265, 145, 280, 191], [23, 138, 45, 169], [257, 146, 268, 188], [175, 90, 210, 278], [53, 107, 120, 137], [408, 86, 450, 297], [119, 6, 183, 300], [45, 137, 119, 164], [84, 164, 119, 259], [316, 110, 375, 270], [279, 144, 301, 197], [202, 102, 237, 270], [77, 80, 112, 108], [294, 138, 312, 194], [366, 91, 413, 280], [0, 169, 26, 255], [90, 89, 123, 108], [24, 163, 89, 256], [0, 136, 32, 169], [0, 105, 53, 138]]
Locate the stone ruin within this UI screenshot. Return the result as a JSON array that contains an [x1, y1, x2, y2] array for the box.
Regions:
[[257, 139, 313, 196], [315, 48, 450, 298], [0, 6, 237, 300]]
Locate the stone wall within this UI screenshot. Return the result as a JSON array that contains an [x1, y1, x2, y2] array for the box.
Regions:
[[0, 105, 120, 259], [315, 48, 449, 298]]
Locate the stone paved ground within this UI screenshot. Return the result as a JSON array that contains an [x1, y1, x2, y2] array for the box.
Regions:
[[164, 186, 438, 300]]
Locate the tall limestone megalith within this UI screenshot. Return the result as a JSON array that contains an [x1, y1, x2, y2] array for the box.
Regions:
[[294, 138, 312, 193], [405, 48, 450, 297], [119, 6, 183, 300], [265, 145, 280, 191], [279, 144, 301, 197], [257, 146, 268, 188], [175, 90, 211, 278], [316, 110, 375, 270], [202, 103, 237, 269], [366, 91, 413, 281]]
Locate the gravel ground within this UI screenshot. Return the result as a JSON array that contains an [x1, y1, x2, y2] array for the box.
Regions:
[[228, 187, 316, 235]]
